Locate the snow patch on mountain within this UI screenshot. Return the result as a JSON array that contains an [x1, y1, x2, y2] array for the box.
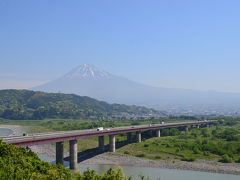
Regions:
[[64, 64, 112, 80]]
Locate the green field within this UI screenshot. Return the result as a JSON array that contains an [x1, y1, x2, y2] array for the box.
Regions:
[[0, 117, 191, 132]]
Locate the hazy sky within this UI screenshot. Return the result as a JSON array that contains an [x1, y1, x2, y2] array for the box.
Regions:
[[1, 0, 240, 92]]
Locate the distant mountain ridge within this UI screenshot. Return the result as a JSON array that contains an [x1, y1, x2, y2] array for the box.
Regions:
[[32, 64, 240, 115], [0, 89, 163, 120]]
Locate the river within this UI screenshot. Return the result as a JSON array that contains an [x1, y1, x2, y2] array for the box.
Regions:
[[0, 128, 13, 137], [38, 154, 240, 180], [1, 128, 240, 180]]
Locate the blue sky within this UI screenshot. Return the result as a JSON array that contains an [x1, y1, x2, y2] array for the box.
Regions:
[[1, 0, 240, 92]]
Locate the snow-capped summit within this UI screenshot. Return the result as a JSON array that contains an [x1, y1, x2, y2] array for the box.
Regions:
[[63, 64, 112, 80], [32, 64, 240, 113]]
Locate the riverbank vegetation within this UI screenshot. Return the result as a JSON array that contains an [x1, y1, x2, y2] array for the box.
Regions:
[[117, 118, 240, 163]]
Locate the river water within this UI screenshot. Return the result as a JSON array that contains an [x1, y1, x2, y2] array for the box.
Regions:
[[38, 153, 240, 180], [0, 128, 13, 137], [1, 128, 240, 180], [78, 164, 240, 180]]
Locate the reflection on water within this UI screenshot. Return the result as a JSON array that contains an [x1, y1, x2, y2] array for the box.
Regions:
[[38, 154, 240, 180], [0, 128, 13, 137]]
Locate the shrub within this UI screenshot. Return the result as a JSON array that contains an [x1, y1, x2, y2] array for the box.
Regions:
[[181, 157, 196, 162], [124, 151, 130, 154], [161, 129, 170, 136], [201, 129, 211, 137], [235, 158, 240, 163], [131, 122, 140, 125], [193, 147, 201, 154], [152, 141, 159, 145], [219, 154, 232, 163], [202, 139, 208, 144], [169, 128, 180, 136], [0, 140, 71, 179], [144, 144, 149, 147], [74, 167, 132, 180], [136, 153, 146, 158], [154, 156, 161, 159], [203, 151, 209, 156]]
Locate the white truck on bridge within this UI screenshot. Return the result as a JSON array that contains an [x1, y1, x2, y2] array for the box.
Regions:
[[97, 127, 104, 131]]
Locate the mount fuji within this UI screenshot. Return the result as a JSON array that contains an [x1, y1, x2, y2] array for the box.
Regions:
[[32, 64, 156, 104], [32, 64, 240, 115]]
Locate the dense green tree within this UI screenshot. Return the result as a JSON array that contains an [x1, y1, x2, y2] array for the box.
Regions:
[[0, 140, 152, 180], [0, 140, 71, 180]]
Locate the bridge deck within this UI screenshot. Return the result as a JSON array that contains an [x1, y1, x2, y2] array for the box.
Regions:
[[2, 120, 216, 146]]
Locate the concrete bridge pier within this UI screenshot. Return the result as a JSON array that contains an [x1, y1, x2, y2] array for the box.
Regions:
[[56, 141, 64, 165], [185, 126, 189, 131], [98, 136, 105, 152], [197, 125, 200, 128], [127, 132, 132, 143], [136, 131, 141, 143], [109, 135, 115, 152], [156, 129, 161, 137], [69, 140, 78, 170]]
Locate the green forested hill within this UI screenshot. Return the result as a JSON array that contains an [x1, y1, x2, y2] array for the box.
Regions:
[[0, 89, 162, 120]]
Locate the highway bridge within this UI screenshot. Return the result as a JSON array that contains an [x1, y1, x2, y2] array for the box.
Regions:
[[2, 120, 216, 170]]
